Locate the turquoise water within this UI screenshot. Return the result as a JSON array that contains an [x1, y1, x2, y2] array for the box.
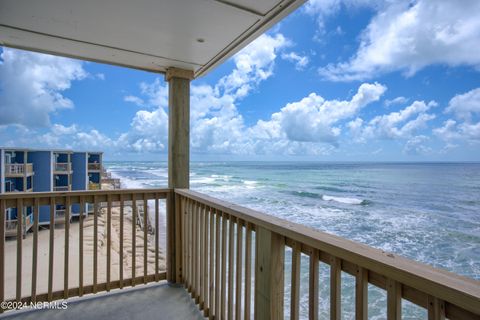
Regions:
[[106, 161, 480, 319]]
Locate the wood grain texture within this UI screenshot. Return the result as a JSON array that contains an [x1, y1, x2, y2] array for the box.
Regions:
[[254, 227, 285, 320], [245, 223, 252, 320], [309, 249, 319, 320], [387, 278, 401, 320], [15, 198, 22, 302], [330, 257, 341, 320], [291, 241, 301, 320], [31, 199, 39, 302], [48, 197, 55, 301], [355, 266, 368, 320]]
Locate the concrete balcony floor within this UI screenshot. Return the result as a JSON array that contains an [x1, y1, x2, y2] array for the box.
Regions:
[[1, 282, 204, 320]]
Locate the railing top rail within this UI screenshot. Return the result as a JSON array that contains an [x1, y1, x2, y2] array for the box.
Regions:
[[0, 187, 172, 200], [175, 188, 480, 315]]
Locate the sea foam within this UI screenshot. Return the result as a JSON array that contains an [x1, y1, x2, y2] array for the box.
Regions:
[[322, 194, 365, 205]]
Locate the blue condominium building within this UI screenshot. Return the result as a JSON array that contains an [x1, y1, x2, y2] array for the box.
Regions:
[[1, 148, 103, 237], [0, 148, 34, 238]]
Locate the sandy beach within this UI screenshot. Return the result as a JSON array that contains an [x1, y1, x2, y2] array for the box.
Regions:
[[4, 183, 166, 300]]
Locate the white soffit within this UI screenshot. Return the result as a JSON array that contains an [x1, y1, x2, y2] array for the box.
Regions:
[[0, 0, 305, 77]]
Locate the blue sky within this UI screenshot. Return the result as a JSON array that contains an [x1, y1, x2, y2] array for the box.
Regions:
[[1, 0, 480, 161]]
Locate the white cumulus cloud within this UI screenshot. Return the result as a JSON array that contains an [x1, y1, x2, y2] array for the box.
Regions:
[[249, 82, 386, 146], [281, 52, 310, 70], [349, 100, 437, 141], [317, 0, 480, 81], [0, 47, 87, 127], [434, 87, 480, 144]]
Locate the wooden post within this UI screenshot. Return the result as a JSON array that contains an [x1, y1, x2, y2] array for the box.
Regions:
[[166, 67, 193, 283], [254, 227, 285, 320]]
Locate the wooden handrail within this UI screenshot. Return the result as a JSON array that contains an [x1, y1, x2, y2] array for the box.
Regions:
[[175, 188, 480, 319]]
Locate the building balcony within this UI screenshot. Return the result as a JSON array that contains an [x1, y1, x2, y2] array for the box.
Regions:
[[88, 182, 101, 190], [54, 163, 72, 173], [0, 188, 478, 319], [4, 163, 34, 177], [4, 214, 34, 238], [88, 163, 102, 171]]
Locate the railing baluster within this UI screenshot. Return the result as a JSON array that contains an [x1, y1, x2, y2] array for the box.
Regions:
[[228, 215, 235, 320], [16, 198, 22, 302], [214, 209, 221, 319], [236, 219, 244, 320], [330, 257, 341, 320], [119, 194, 124, 288], [132, 194, 136, 286], [0, 199, 4, 313], [196, 202, 201, 304], [93, 195, 98, 293], [190, 200, 195, 296], [155, 194, 159, 281], [181, 197, 187, 289], [221, 211, 227, 320], [187, 198, 192, 292], [175, 192, 182, 283], [355, 266, 368, 320], [48, 197, 55, 301], [244, 222, 252, 320], [143, 194, 148, 284], [199, 204, 205, 310], [254, 228, 285, 320], [64, 196, 70, 299], [208, 207, 219, 319], [309, 249, 319, 320], [186, 198, 193, 293], [291, 241, 301, 320], [31, 198, 39, 302], [193, 200, 198, 300], [196, 201, 201, 303], [203, 205, 209, 316], [387, 278, 401, 320], [427, 296, 445, 320], [107, 194, 112, 290], [79, 196, 85, 296]]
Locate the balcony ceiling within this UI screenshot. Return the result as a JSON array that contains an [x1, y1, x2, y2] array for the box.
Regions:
[[0, 0, 305, 77]]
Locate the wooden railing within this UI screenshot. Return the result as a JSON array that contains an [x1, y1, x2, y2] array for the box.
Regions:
[[1, 188, 479, 319], [175, 189, 480, 320], [54, 163, 71, 172], [4, 164, 33, 176], [53, 186, 70, 192], [88, 183, 101, 190], [88, 163, 101, 171], [0, 189, 168, 311]]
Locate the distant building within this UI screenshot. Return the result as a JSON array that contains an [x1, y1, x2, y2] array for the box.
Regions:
[[1, 148, 103, 237], [0, 148, 34, 237]]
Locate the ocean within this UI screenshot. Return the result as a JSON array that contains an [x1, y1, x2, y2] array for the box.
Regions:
[[106, 161, 480, 319]]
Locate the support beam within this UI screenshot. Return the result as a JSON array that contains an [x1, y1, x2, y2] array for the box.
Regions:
[[166, 67, 193, 283], [166, 67, 193, 189]]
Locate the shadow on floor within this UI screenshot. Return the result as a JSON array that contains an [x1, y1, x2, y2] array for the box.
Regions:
[[1, 282, 203, 320]]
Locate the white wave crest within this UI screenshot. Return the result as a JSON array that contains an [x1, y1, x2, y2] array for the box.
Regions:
[[322, 195, 364, 205]]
